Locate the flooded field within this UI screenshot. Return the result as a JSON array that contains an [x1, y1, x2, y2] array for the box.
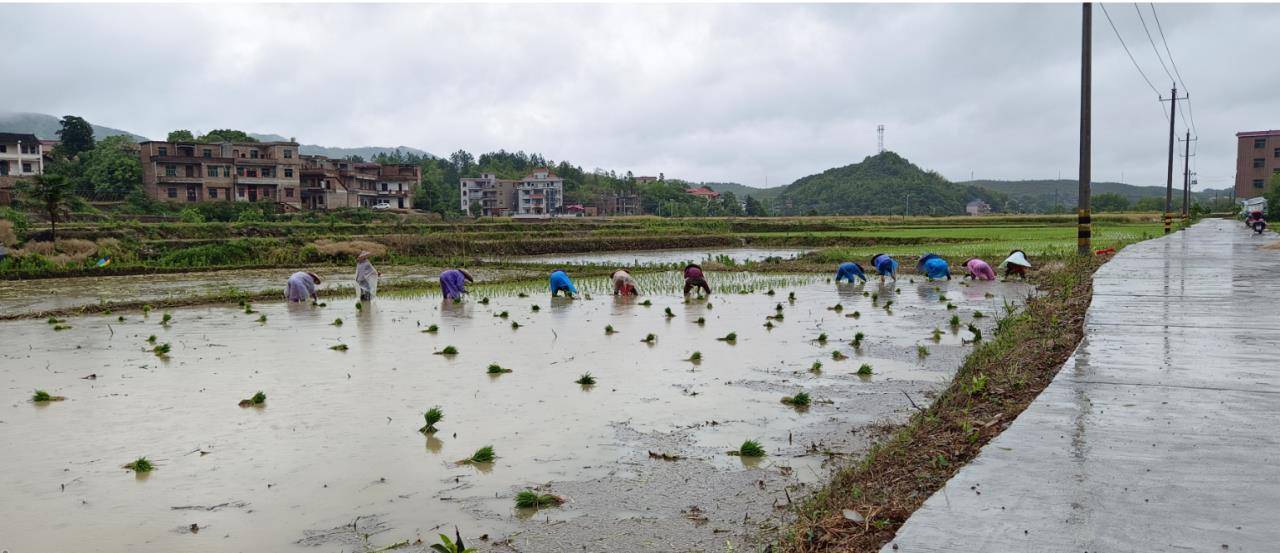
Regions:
[[0, 272, 1032, 552], [494, 247, 811, 267]]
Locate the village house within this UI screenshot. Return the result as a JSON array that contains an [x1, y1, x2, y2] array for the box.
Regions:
[[966, 199, 993, 216], [460, 168, 564, 217], [0, 133, 43, 204], [299, 156, 420, 210], [685, 186, 720, 200], [138, 140, 303, 209]]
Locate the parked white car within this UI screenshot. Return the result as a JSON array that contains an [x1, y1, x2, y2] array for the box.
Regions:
[[372, 201, 393, 210]]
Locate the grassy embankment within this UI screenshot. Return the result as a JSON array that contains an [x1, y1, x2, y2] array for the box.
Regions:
[[778, 253, 1104, 552]]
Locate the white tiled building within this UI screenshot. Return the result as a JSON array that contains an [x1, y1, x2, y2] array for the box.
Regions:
[[0, 133, 44, 178], [460, 168, 564, 217]]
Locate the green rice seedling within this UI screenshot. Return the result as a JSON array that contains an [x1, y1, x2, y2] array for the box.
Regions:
[[331, 318, 343, 326], [479, 297, 490, 305], [895, 288, 902, 293], [160, 313, 173, 325], [605, 324, 617, 335], [32, 389, 66, 402], [781, 391, 812, 407], [459, 446, 496, 465], [329, 343, 348, 351], [917, 345, 930, 358], [434, 345, 459, 355], [117, 316, 125, 322], [968, 324, 983, 342], [775, 303, 784, 312], [706, 302, 713, 309], [770, 312, 785, 321], [124, 457, 153, 473], [946, 302, 957, 310], [831, 350, 848, 361], [153, 343, 171, 356], [257, 314, 267, 323], [849, 311, 861, 319], [146, 334, 157, 343], [487, 364, 512, 375], [766, 289, 776, 296], [696, 317, 706, 325], [862, 291, 870, 297], [642, 333, 656, 343], [764, 321, 775, 329], [315, 301, 327, 307], [244, 305, 255, 314], [857, 363, 874, 376], [687, 351, 702, 362], [142, 305, 152, 315], [717, 332, 737, 343], [984, 292, 995, 299], [420, 406, 444, 433], [518, 292, 529, 298], [423, 324, 439, 333], [816, 333, 828, 344], [510, 321, 521, 329], [355, 301, 363, 311], [931, 328, 944, 342], [46, 317, 61, 325], [430, 528, 472, 553], [938, 293, 948, 301], [664, 307, 675, 318], [53, 324, 72, 331], [731, 439, 766, 457], [640, 300, 652, 307], [238, 299, 246, 307], [576, 372, 596, 386], [239, 391, 267, 407], [871, 292, 879, 302], [515, 490, 565, 509], [973, 311, 985, 319], [497, 311, 509, 319], [883, 300, 894, 310], [531, 305, 540, 312], [949, 314, 961, 327], [829, 303, 844, 312], [788, 291, 796, 301], [853, 332, 865, 346]]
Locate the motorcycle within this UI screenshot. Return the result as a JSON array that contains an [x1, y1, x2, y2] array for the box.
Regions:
[[1245, 211, 1268, 234]]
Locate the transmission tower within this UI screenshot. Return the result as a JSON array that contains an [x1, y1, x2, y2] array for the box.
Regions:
[[877, 125, 885, 153]]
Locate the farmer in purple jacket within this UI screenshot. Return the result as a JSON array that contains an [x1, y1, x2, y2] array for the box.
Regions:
[[439, 269, 474, 301], [682, 263, 712, 297]]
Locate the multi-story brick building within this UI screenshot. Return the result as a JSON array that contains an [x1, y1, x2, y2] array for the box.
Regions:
[[298, 156, 421, 210], [0, 133, 43, 204], [1236, 130, 1280, 199], [460, 168, 564, 217], [139, 140, 302, 209]]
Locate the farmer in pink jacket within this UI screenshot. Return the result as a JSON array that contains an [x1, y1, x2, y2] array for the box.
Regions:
[[960, 258, 996, 281]]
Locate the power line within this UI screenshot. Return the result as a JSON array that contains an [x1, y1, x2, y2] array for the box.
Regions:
[[1099, 3, 1168, 122], [1150, 4, 1198, 137], [1133, 4, 1175, 83]]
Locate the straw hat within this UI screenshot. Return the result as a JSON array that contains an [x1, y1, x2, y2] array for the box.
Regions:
[[1003, 251, 1031, 268], [357, 251, 371, 262]]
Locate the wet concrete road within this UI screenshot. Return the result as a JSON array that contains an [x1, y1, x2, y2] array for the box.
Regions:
[[883, 219, 1280, 552]]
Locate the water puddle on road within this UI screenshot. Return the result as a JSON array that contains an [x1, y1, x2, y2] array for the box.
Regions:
[[0, 273, 1032, 552]]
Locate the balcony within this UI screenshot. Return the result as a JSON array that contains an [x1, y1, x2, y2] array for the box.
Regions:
[[236, 177, 282, 186], [157, 175, 204, 184], [152, 155, 232, 164]]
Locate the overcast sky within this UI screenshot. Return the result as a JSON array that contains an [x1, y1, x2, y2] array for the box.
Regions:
[[2, 3, 1276, 190]]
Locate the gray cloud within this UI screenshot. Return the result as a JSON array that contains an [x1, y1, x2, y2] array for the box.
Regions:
[[2, 3, 1276, 190]]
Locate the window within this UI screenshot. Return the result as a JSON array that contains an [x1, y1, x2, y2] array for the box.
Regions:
[[250, 150, 259, 159], [237, 167, 245, 177], [167, 187, 177, 198], [158, 146, 168, 156], [284, 149, 293, 159], [285, 188, 294, 198], [223, 167, 231, 177], [22, 145, 37, 154], [284, 169, 293, 178], [1254, 158, 1266, 168], [210, 188, 218, 198], [187, 187, 197, 201], [1255, 179, 1266, 189], [247, 169, 258, 177], [202, 149, 212, 158], [207, 166, 218, 177], [260, 168, 271, 178], [238, 187, 245, 197], [22, 162, 32, 173], [1275, 148, 1280, 159], [0, 145, 6, 152], [165, 165, 177, 177], [1255, 138, 1267, 148]]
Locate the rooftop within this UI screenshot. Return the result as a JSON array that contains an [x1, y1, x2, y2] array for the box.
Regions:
[[1237, 130, 1280, 138], [0, 132, 41, 144]]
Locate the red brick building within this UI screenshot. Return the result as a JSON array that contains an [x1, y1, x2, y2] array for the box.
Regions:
[[1236, 130, 1280, 198], [139, 140, 302, 209]]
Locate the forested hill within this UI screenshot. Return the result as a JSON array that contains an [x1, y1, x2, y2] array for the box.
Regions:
[[249, 133, 434, 160], [962, 179, 1233, 212], [772, 151, 1005, 216], [0, 112, 148, 142]]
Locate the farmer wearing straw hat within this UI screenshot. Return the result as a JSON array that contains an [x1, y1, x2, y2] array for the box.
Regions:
[[285, 271, 322, 302], [1001, 250, 1032, 279], [835, 261, 867, 284], [355, 251, 382, 301], [961, 258, 997, 281], [870, 253, 899, 283], [440, 268, 474, 301], [611, 269, 641, 296], [917, 253, 952, 281]]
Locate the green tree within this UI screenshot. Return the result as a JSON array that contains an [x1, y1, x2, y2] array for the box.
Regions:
[[82, 136, 143, 200], [14, 174, 77, 240], [167, 129, 195, 142], [1090, 192, 1130, 212], [198, 129, 258, 143], [56, 115, 95, 158], [1264, 174, 1280, 221], [719, 191, 744, 216], [1133, 197, 1165, 212], [468, 200, 483, 218], [744, 195, 768, 217]]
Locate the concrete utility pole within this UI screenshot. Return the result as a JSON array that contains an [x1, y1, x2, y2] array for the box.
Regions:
[[1179, 130, 1197, 223], [1078, 2, 1092, 255], [1160, 84, 1183, 234]]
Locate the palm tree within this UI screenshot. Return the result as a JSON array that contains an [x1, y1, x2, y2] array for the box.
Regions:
[[15, 174, 76, 241]]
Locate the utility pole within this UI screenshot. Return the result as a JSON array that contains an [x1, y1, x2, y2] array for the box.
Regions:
[[1160, 84, 1186, 234], [1179, 131, 1197, 224], [877, 125, 885, 154], [1078, 2, 1092, 255]]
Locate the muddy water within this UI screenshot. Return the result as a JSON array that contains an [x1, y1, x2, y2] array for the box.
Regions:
[[494, 247, 811, 267], [0, 274, 1032, 552]]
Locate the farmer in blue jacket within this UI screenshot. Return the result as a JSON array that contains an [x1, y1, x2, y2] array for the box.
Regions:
[[549, 270, 578, 298], [870, 253, 899, 283]]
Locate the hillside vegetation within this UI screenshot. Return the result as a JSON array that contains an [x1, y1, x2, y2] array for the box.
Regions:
[[774, 152, 1005, 216]]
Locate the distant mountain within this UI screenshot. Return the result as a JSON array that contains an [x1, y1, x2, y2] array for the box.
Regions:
[[0, 112, 149, 142], [771, 151, 1005, 216], [697, 181, 784, 201], [249, 133, 434, 160], [962, 179, 1234, 212]]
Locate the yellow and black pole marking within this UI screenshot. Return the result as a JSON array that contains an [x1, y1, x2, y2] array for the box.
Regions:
[[1163, 211, 1172, 234], [1077, 209, 1092, 255]]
